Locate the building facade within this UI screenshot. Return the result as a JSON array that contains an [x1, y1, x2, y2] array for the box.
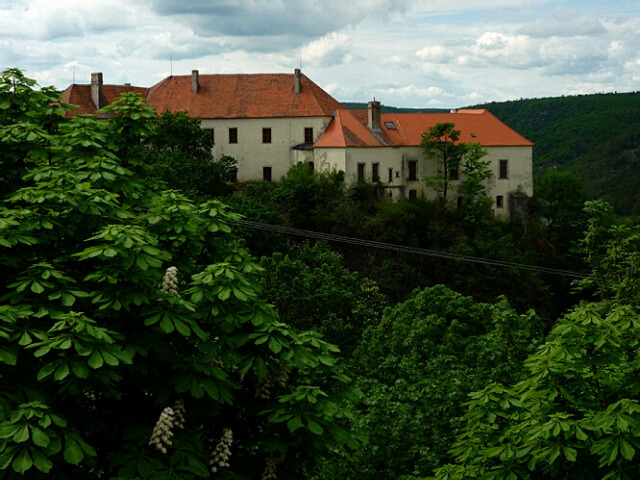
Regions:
[[61, 70, 533, 218]]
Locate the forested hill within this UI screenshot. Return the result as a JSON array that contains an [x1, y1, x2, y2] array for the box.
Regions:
[[345, 92, 640, 216]]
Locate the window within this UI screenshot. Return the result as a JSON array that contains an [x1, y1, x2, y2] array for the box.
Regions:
[[308, 161, 314, 172], [388, 168, 393, 183], [263, 166, 272, 182], [229, 127, 238, 144], [262, 128, 271, 144], [357, 163, 365, 183], [457, 196, 464, 208], [204, 128, 214, 143], [372, 163, 380, 182], [499, 159, 508, 179], [408, 160, 417, 181], [385, 121, 396, 130], [496, 195, 504, 208], [304, 127, 313, 143], [409, 189, 417, 200], [449, 167, 459, 180], [229, 168, 237, 183]]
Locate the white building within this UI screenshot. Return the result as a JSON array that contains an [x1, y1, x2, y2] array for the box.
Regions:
[[61, 70, 533, 218]]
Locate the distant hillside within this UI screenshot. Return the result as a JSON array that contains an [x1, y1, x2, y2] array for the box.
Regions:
[[342, 102, 448, 114], [466, 93, 640, 216], [345, 94, 640, 215]]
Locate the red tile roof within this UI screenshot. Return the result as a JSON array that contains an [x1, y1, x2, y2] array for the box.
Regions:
[[60, 84, 148, 117], [315, 109, 534, 148], [146, 73, 343, 119]]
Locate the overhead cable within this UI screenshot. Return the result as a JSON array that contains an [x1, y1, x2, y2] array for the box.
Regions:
[[228, 219, 589, 279]]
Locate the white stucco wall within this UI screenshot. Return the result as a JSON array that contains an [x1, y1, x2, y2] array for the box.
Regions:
[[316, 144, 533, 218], [200, 116, 332, 183]]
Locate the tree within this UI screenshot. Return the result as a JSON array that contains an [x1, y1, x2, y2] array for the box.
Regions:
[[435, 202, 640, 480], [457, 142, 493, 223], [421, 123, 491, 216], [325, 285, 544, 480], [0, 69, 357, 479], [421, 122, 467, 209], [535, 169, 588, 252], [139, 110, 237, 199]]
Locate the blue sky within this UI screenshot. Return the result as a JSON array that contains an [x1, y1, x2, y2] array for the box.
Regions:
[[1, 0, 639, 108]]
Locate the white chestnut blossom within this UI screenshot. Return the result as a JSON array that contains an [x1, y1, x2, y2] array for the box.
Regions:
[[210, 429, 233, 473], [162, 266, 179, 294], [148, 407, 175, 454]]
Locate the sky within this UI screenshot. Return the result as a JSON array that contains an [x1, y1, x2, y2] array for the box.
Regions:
[[1, 0, 639, 109]]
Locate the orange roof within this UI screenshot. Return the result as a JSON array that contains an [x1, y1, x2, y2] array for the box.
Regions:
[[146, 73, 343, 119], [315, 109, 533, 148], [60, 84, 148, 117]]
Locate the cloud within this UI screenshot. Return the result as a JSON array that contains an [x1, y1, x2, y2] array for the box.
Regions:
[[149, 0, 407, 39], [301, 32, 352, 67], [415, 45, 451, 63], [518, 10, 606, 38], [459, 32, 539, 69]]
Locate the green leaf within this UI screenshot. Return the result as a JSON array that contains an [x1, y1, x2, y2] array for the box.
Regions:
[[12, 448, 33, 474], [159, 315, 175, 334], [13, 425, 30, 443], [63, 438, 84, 465], [31, 427, 50, 448], [287, 415, 303, 433], [620, 439, 635, 461], [54, 362, 70, 381], [87, 350, 104, 369], [306, 418, 324, 435], [563, 446, 577, 462], [0, 348, 17, 365], [32, 449, 53, 473]]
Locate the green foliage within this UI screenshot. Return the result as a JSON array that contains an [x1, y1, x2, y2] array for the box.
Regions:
[[139, 110, 237, 198], [534, 169, 588, 252], [435, 203, 640, 480], [471, 92, 640, 215], [0, 69, 357, 479], [326, 286, 544, 480], [260, 242, 385, 355], [436, 301, 640, 480], [421, 122, 466, 207]]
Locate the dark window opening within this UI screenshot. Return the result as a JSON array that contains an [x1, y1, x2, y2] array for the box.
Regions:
[[204, 128, 214, 143], [457, 196, 464, 208], [408, 161, 417, 181], [499, 159, 508, 179], [304, 127, 313, 143], [229, 128, 238, 144], [357, 163, 365, 183], [262, 128, 271, 143], [372, 163, 380, 182], [409, 189, 417, 200], [263, 166, 272, 182], [449, 167, 459, 180], [308, 161, 314, 172], [496, 195, 504, 208], [388, 168, 393, 183]]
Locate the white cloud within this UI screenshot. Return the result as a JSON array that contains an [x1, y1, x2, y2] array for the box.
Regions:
[[301, 32, 352, 67]]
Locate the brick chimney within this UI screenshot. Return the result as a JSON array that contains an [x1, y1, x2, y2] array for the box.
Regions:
[[367, 99, 381, 131], [91, 72, 104, 109], [294, 68, 301, 94], [192, 70, 199, 94]]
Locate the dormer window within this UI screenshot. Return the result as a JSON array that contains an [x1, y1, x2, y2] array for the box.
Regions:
[[385, 122, 396, 130]]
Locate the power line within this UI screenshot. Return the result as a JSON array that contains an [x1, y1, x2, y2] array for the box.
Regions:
[[228, 220, 589, 279]]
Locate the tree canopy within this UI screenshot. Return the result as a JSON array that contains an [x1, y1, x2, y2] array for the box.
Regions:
[[0, 68, 357, 479]]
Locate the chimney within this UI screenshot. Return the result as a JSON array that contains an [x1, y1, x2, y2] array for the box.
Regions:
[[294, 68, 301, 94], [192, 70, 199, 94], [367, 99, 382, 131], [91, 72, 104, 109]]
